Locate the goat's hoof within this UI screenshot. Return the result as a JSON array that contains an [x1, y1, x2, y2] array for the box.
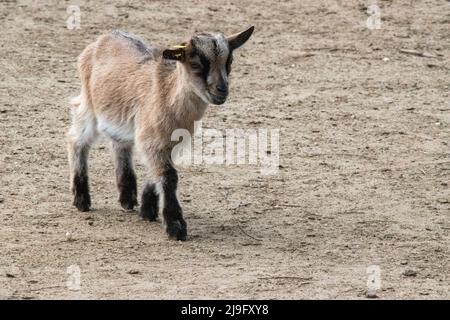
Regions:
[[140, 208, 158, 221], [120, 199, 137, 211], [73, 194, 91, 212], [119, 193, 138, 211], [166, 220, 187, 241]]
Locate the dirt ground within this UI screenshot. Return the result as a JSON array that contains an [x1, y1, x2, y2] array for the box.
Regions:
[[0, 0, 449, 300]]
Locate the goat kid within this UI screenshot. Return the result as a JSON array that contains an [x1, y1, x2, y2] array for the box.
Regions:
[[68, 27, 254, 240]]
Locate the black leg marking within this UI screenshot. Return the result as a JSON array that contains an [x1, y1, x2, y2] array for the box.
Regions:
[[140, 183, 159, 221], [117, 166, 138, 211], [68, 114, 98, 213], [161, 166, 187, 241], [113, 142, 138, 211], [73, 169, 91, 212], [71, 144, 91, 212]]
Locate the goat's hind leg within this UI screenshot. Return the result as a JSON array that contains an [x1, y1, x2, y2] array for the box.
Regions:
[[140, 180, 159, 221], [112, 140, 138, 211], [67, 103, 98, 212]]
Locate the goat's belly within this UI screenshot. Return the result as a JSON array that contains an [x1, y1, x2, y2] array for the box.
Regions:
[[97, 117, 135, 143]]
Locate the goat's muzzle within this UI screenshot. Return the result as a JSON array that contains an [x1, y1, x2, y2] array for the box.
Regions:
[[208, 83, 228, 105]]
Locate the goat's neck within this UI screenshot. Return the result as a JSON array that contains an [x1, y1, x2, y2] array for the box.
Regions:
[[169, 63, 208, 111]]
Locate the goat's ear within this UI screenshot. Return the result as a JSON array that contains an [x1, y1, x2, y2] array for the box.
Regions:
[[227, 26, 255, 51], [162, 46, 186, 61]]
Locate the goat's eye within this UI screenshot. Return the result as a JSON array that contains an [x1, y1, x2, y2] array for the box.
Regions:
[[190, 62, 202, 70]]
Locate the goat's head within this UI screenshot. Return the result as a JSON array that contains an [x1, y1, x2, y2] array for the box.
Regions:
[[163, 26, 254, 105]]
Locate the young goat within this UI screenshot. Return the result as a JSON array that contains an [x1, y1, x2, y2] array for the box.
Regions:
[[68, 27, 254, 240]]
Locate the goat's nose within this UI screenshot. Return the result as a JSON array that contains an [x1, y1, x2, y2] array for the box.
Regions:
[[216, 83, 228, 94]]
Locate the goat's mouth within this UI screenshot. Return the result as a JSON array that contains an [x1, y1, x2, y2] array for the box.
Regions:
[[207, 91, 227, 105]]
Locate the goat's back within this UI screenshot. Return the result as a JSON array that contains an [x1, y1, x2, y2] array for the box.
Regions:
[[77, 31, 163, 120]]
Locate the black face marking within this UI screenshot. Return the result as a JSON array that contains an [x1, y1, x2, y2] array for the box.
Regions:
[[189, 33, 230, 92], [198, 54, 210, 80], [212, 38, 220, 56], [190, 49, 211, 81], [226, 53, 233, 75], [140, 183, 159, 221]]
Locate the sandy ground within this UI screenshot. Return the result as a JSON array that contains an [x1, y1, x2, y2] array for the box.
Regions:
[[0, 0, 449, 299]]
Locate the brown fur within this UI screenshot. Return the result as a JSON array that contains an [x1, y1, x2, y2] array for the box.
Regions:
[[67, 28, 254, 239]]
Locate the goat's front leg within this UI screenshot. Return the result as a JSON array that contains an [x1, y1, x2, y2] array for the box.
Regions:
[[161, 165, 187, 241], [111, 141, 137, 211]]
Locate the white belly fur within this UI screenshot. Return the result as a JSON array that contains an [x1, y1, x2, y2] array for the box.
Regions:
[[97, 117, 135, 143]]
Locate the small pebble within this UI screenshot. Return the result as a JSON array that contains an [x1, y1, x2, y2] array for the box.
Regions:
[[65, 231, 73, 241], [127, 270, 140, 275], [403, 269, 417, 277]]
